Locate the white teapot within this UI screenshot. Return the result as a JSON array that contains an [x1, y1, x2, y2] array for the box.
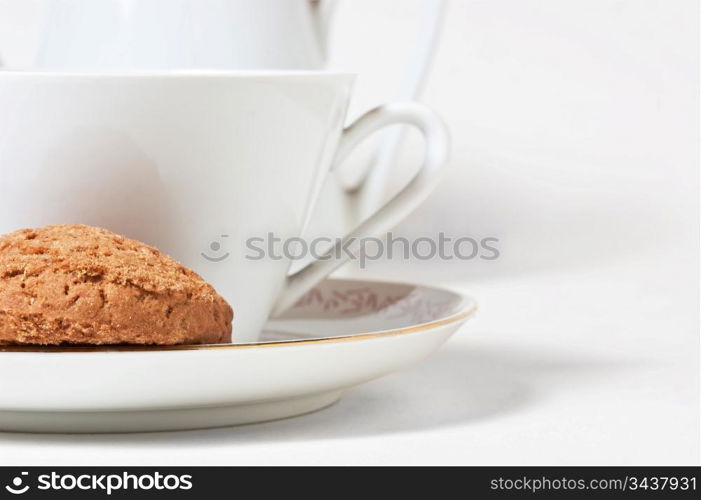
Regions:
[[33, 0, 443, 76], [36, 0, 333, 70]]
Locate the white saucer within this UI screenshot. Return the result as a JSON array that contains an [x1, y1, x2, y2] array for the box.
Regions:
[[0, 278, 477, 433]]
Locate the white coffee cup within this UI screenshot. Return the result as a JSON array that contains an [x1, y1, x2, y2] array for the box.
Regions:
[[0, 71, 448, 343]]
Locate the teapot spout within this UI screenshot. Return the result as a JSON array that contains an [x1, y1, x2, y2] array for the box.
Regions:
[[309, 0, 336, 60]]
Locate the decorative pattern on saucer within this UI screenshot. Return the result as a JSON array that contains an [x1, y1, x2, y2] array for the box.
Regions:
[[292, 282, 461, 323]]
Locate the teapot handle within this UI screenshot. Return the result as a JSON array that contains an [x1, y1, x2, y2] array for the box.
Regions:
[[309, 0, 447, 201]]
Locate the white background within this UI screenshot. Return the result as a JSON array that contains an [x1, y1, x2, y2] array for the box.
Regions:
[[0, 0, 698, 465]]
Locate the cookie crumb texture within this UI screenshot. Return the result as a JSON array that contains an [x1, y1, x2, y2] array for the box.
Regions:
[[0, 225, 233, 345]]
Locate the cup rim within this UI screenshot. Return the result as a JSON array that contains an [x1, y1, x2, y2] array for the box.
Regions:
[[0, 69, 356, 80]]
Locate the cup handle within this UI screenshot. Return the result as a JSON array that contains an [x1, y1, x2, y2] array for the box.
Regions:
[[271, 102, 450, 316]]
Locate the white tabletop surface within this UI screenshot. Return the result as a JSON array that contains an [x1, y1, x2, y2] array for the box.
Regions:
[[0, 0, 698, 465]]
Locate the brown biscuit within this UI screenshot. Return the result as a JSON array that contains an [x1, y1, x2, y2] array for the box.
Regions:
[[0, 225, 233, 345]]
